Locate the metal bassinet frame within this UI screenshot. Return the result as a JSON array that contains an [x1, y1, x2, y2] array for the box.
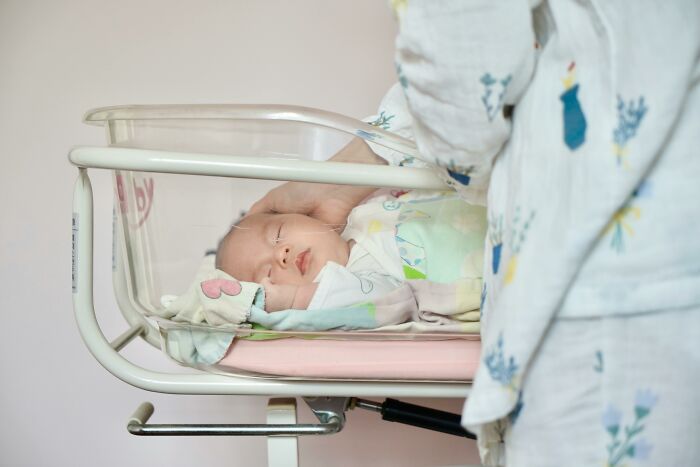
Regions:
[[69, 105, 476, 465]]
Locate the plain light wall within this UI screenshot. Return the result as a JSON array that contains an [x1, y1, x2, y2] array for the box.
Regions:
[[0, 1, 479, 465]]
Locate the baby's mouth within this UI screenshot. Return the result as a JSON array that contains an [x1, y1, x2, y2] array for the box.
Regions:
[[295, 249, 310, 275]]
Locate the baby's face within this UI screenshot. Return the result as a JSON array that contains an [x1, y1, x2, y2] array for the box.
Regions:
[[218, 213, 349, 285]]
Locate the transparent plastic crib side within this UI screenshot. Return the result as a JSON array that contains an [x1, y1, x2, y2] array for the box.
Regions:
[[98, 105, 367, 327]]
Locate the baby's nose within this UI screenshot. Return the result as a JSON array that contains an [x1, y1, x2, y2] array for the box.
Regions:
[[274, 244, 291, 267]]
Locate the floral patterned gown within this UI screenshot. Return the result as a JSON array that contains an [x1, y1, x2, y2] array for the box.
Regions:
[[368, 1, 700, 465]]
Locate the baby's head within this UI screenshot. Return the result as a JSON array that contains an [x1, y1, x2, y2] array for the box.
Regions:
[[216, 212, 350, 285]]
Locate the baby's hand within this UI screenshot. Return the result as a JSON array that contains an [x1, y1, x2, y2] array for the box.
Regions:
[[260, 278, 297, 312]]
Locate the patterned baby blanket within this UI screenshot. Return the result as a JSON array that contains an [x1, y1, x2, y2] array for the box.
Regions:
[[160, 273, 481, 366], [249, 277, 482, 333], [159, 263, 481, 333]]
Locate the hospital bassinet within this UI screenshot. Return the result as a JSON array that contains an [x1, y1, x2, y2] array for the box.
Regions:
[[69, 104, 479, 452]]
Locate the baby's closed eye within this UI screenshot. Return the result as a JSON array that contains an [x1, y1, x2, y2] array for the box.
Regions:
[[273, 223, 283, 244]]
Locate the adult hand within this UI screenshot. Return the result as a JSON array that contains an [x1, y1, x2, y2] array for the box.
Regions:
[[249, 181, 370, 227], [249, 137, 387, 226]]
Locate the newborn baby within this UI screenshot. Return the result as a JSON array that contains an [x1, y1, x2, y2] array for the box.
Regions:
[[216, 191, 486, 313]]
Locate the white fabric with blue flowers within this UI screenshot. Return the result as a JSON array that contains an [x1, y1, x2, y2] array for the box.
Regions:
[[366, 0, 700, 465]]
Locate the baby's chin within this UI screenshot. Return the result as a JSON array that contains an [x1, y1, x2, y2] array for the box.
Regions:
[[330, 248, 351, 267], [306, 264, 324, 282]]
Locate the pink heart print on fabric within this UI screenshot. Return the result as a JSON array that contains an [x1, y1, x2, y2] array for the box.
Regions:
[[200, 279, 242, 299]]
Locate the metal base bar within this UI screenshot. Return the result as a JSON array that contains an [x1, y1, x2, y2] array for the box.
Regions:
[[126, 402, 342, 437]]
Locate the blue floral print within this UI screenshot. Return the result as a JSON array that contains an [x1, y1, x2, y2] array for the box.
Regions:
[[487, 208, 534, 284], [634, 390, 658, 419], [613, 95, 648, 167], [398, 156, 416, 167], [485, 333, 523, 423], [603, 389, 658, 466], [594, 350, 604, 373], [484, 333, 518, 389], [396, 62, 408, 89], [480, 283, 487, 318], [480, 72, 512, 122], [369, 111, 395, 130], [605, 180, 650, 253], [504, 207, 535, 284]]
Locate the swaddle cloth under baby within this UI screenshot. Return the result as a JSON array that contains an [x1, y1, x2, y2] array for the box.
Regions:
[[161, 276, 483, 365], [158, 254, 260, 326], [160, 190, 486, 365]]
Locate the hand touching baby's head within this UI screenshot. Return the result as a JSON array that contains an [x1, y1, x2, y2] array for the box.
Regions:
[[216, 212, 350, 286]]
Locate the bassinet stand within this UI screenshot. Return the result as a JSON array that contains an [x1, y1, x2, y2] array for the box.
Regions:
[[70, 146, 475, 466]]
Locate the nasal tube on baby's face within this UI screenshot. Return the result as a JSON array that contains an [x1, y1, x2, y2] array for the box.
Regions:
[[268, 214, 350, 285]]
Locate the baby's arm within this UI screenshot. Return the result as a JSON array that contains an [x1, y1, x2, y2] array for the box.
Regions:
[[260, 278, 318, 312]]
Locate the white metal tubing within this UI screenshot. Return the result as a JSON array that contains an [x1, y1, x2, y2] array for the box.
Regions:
[[68, 147, 449, 190], [109, 323, 145, 352], [72, 168, 470, 397]]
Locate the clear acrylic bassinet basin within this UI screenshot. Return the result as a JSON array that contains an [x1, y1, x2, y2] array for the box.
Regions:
[[82, 104, 481, 381]]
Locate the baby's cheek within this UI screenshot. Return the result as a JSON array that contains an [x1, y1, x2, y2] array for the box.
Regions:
[[274, 268, 307, 286]]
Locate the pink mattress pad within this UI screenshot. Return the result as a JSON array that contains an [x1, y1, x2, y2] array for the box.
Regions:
[[218, 337, 481, 381]]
